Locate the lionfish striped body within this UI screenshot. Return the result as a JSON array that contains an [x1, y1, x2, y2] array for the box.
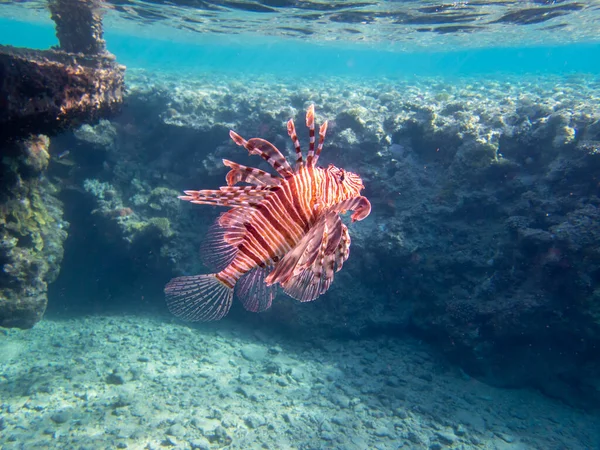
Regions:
[[165, 105, 371, 321]]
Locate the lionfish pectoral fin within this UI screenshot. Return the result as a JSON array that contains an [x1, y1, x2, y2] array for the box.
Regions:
[[334, 224, 351, 273], [292, 212, 334, 273], [165, 274, 233, 322], [179, 186, 273, 208], [265, 235, 313, 287], [281, 250, 337, 302], [282, 269, 322, 302], [267, 212, 343, 300], [292, 222, 327, 274], [265, 212, 334, 286], [236, 266, 276, 313], [323, 213, 343, 254], [282, 212, 344, 302], [264, 220, 324, 287]]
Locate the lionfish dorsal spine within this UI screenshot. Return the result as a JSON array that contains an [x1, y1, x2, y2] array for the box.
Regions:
[[313, 120, 328, 167], [301, 104, 327, 168], [222, 159, 281, 186], [287, 118, 304, 169], [178, 186, 274, 207], [229, 130, 294, 177], [305, 104, 316, 166]]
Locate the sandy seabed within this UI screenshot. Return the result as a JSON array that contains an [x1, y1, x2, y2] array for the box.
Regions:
[[1, 313, 598, 450]]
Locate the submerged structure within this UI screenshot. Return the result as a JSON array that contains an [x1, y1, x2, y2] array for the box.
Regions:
[[0, 0, 124, 142], [0, 0, 125, 328]]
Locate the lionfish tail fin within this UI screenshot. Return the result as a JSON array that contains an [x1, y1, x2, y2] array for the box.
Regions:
[[165, 274, 233, 322]]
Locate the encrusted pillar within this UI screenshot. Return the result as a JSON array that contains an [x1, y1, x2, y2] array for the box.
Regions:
[[0, 0, 124, 328]]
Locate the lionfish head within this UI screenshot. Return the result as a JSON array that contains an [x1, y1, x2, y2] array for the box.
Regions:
[[327, 164, 365, 198]]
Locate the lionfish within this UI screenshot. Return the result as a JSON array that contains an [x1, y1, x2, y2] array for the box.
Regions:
[[165, 105, 371, 321]]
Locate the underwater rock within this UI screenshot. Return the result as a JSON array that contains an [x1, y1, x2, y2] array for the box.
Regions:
[[189, 437, 211, 450], [73, 120, 118, 150], [0, 136, 68, 328], [50, 409, 71, 424], [240, 345, 268, 362], [106, 369, 126, 385]]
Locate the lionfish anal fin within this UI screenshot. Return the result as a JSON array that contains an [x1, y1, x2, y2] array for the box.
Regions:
[[235, 265, 276, 313]]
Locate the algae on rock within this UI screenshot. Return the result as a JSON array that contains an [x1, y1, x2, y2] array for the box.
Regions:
[[0, 135, 68, 328]]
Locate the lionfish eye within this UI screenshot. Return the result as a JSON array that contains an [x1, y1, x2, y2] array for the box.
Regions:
[[339, 171, 345, 182]]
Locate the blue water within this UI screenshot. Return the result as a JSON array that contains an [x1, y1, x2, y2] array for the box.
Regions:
[[2, 17, 600, 77], [2, 2, 600, 449]]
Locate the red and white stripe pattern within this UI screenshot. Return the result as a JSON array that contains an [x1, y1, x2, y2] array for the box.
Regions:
[[165, 105, 371, 321]]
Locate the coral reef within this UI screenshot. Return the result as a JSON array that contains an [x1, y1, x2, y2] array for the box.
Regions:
[[45, 69, 600, 408], [74, 120, 118, 149], [0, 136, 68, 328]]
